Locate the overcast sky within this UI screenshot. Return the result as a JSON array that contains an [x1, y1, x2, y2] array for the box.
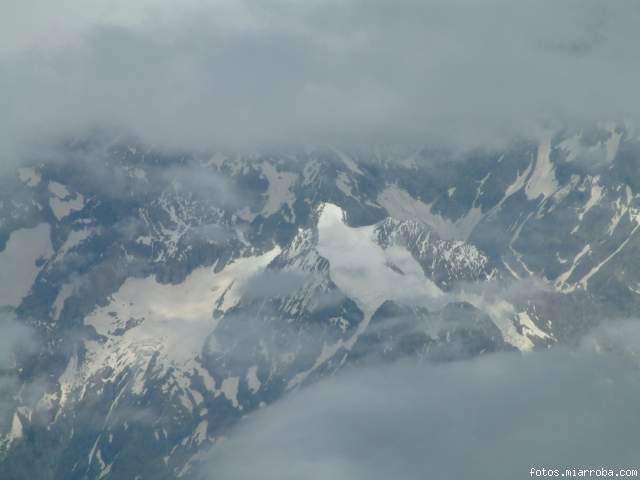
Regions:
[[1, 0, 639, 165]]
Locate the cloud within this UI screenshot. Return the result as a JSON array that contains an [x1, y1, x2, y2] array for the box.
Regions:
[[0, 311, 37, 368], [198, 345, 640, 480], [453, 277, 553, 305], [1, 0, 639, 168], [0, 311, 39, 426], [162, 162, 242, 209], [186, 223, 234, 245], [580, 319, 640, 365], [240, 270, 311, 300]]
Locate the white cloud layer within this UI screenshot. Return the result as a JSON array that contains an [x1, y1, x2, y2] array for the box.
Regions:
[[1, 0, 639, 164], [199, 347, 640, 479]]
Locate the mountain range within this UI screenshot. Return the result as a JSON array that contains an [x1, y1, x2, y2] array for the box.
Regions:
[[1, 123, 639, 478]]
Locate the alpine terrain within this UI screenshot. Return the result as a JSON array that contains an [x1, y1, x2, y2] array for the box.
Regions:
[[2, 124, 640, 478]]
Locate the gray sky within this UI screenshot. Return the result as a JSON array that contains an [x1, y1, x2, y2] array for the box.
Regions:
[[1, 0, 639, 166]]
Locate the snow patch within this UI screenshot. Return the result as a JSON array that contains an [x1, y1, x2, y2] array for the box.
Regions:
[[0, 223, 53, 307], [260, 162, 297, 219], [459, 293, 537, 351], [52, 283, 74, 321], [56, 248, 279, 412], [58, 352, 79, 410], [85, 246, 280, 368], [336, 171, 355, 198], [607, 189, 632, 235], [17, 167, 41, 187], [579, 222, 640, 289], [333, 148, 364, 175], [606, 128, 622, 163], [192, 420, 208, 445], [525, 134, 558, 200], [577, 179, 603, 222], [128, 167, 147, 180], [558, 134, 582, 162], [48, 181, 70, 198], [49, 182, 85, 220], [10, 413, 23, 440], [517, 311, 551, 341], [285, 203, 449, 387], [219, 377, 240, 408], [555, 244, 591, 290], [57, 228, 95, 259], [246, 366, 261, 394], [317, 203, 443, 318], [378, 185, 482, 240]]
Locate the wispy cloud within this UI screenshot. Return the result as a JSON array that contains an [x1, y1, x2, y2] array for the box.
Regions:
[[0, 311, 40, 424], [0, 312, 37, 368], [197, 342, 640, 479]]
